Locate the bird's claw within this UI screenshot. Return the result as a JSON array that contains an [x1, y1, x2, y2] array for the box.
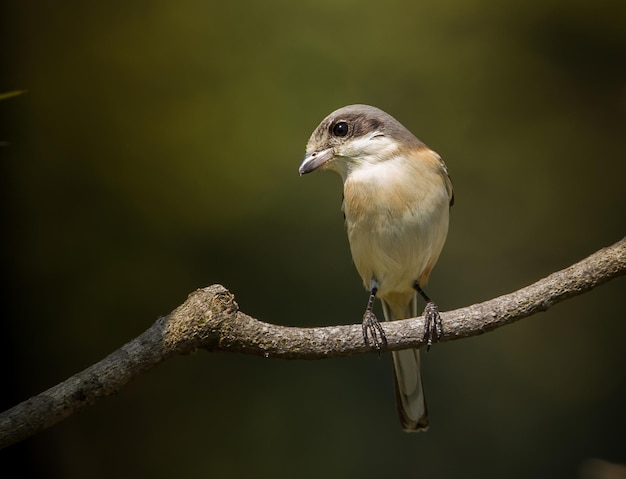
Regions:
[[362, 309, 387, 353], [423, 301, 443, 352]]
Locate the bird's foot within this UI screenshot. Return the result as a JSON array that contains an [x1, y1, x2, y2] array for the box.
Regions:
[[362, 309, 387, 353], [423, 301, 443, 352]]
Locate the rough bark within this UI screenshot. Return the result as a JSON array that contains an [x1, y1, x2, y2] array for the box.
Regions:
[[1, 237, 624, 449]]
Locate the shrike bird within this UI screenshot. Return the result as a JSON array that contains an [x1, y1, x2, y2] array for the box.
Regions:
[[298, 104, 453, 431]]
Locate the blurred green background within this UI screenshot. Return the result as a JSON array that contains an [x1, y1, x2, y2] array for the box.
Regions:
[[1, 1, 625, 478]]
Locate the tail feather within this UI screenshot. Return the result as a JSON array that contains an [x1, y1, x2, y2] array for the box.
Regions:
[[382, 296, 429, 432]]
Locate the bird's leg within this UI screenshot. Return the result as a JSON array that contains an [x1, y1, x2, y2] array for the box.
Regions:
[[362, 280, 387, 352], [413, 282, 443, 351]]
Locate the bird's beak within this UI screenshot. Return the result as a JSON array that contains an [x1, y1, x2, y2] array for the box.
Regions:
[[298, 148, 334, 175]]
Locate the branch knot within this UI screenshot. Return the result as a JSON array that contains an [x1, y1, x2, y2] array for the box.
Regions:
[[162, 284, 238, 354]]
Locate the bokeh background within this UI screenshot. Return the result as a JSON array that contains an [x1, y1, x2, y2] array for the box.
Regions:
[[1, 1, 625, 478]]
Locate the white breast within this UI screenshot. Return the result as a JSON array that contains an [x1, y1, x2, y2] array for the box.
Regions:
[[342, 154, 450, 297]]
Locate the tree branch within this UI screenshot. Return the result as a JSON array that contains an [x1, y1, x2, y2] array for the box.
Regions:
[[1, 238, 624, 448]]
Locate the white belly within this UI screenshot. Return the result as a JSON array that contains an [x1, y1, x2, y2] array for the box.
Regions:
[[342, 159, 450, 297]]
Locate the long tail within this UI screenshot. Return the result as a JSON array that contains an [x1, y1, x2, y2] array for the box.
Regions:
[[381, 295, 429, 432]]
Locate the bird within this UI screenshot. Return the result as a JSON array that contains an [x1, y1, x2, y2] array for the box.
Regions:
[[298, 104, 453, 431]]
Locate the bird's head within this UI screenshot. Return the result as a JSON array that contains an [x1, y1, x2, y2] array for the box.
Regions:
[[298, 104, 423, 180]]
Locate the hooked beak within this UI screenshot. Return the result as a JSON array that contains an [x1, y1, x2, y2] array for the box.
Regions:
[[298, 148, 334, 175]]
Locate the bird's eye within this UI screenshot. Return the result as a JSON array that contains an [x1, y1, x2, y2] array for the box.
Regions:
[[332, 121, 349, 137]]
